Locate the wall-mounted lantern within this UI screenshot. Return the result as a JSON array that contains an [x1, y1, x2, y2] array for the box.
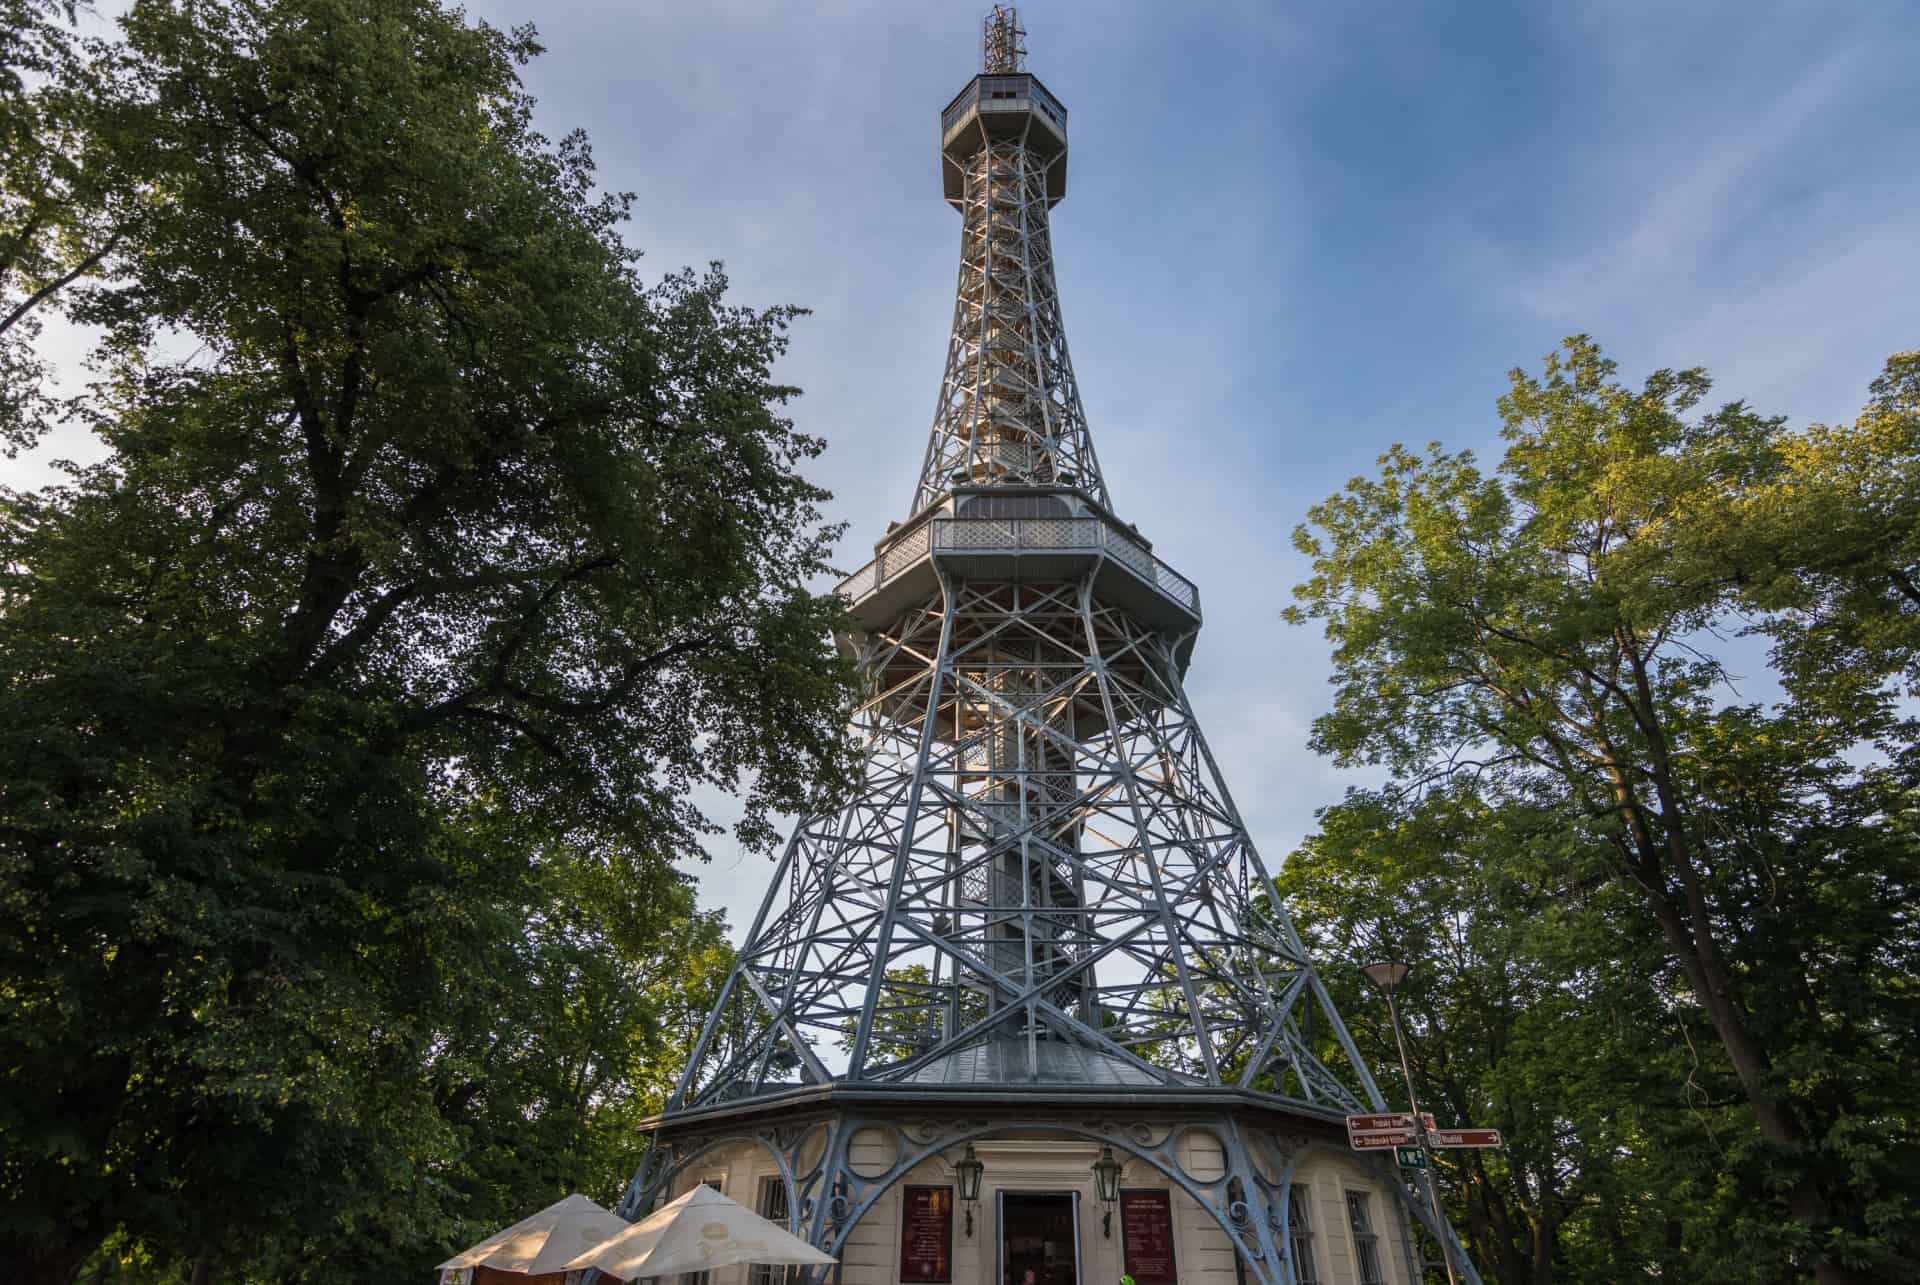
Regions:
[[1091, 1144, 1123, 1238], [955, 1142, 985, 1236]]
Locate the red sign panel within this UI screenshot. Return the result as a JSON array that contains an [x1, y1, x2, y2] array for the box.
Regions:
[[1348, 1129, 1416, 1150], [1348, 1113, 1403, 1132], [1120, 1189, 1179, 1285], [899, 1185, 953, 1282], [1346, 1112, 1436, 1133], [1430, 1128, 1504, 1149]]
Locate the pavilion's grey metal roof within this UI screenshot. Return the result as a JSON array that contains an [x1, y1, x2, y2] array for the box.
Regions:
[[896, 1038, 1191, 1088]]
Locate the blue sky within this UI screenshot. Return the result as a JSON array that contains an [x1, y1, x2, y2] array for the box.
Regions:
[[11, 1, 1918, 939]]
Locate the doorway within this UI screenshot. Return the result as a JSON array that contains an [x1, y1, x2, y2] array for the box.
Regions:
[[999, 1192, 1079, 1285]]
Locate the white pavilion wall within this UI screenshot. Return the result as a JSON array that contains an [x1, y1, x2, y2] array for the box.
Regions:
[[654, 1129, 1417, 1285]]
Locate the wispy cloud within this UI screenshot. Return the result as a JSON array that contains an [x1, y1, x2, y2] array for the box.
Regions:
[[1462, 16, 1914, 424], [1507, 43, 1870, 321]]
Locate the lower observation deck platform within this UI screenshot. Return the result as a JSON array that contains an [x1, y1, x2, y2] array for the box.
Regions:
[[835, 508, 1201, 636]]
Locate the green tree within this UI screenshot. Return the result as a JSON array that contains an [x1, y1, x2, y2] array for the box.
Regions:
[[1, 0, 122, 453], [1723, 351, 1920, 716], [0, 0, 856, 1280], [62, 848, 737, 1285], [1285, 787, 1775, 1285], [279, 847, 737, 1282], [1286, 338, 1920, 1283]]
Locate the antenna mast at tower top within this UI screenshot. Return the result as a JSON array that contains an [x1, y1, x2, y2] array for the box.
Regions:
[[983, 5, 1026, 72]]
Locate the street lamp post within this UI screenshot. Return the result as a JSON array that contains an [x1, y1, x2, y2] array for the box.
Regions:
[[1360, 961, 1459, 1285]]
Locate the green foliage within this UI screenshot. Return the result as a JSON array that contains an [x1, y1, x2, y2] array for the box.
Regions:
[[1288, 788, 1795, 1283], [840, 963, 944, 1065], [1723, 351, 1920, 716], [0, 0, 855, 1280], [1, 0, 119, 454], [1287, 338, 1920, 1284]]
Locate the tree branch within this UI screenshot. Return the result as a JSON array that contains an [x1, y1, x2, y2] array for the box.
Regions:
[[0, 229, 122, 338]]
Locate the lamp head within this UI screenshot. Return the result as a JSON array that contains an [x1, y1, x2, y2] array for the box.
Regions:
[[1360, 960, 1412, 994], [1091, 1144, 1122, 1204], [955, 1142, 985, 1203]]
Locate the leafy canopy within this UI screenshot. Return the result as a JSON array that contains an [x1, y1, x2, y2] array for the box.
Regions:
[[1286, 337, 1920, 1283], [0, 0, 857, 1279]]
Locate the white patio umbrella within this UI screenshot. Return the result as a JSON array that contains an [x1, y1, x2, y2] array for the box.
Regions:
[[437, 1193, 632, 1277], [558, 1185, 836, 1282]]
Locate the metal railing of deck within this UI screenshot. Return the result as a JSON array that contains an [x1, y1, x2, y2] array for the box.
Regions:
[[833, 516, 1198, 615]]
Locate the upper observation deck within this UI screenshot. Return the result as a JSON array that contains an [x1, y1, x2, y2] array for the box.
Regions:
[[940, 72, 1070, 206], [834, 487, 1200, 636]]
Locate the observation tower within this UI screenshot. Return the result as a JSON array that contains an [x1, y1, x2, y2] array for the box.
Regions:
[[620, 11, 1479, 1285]]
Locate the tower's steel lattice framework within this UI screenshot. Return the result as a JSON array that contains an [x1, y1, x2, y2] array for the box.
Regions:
[[622, 11, 1480, 1284]]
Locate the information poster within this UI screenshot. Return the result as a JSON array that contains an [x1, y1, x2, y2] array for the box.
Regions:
[[1120, 1189, 1178, 1285], [899, 1185, 954, 1283]]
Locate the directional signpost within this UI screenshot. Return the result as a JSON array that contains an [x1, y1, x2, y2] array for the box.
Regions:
[[1357, 957, 1510, 1285], [1347, 1116, 1501, 1154], [1348, 1113, 1501, 1285]]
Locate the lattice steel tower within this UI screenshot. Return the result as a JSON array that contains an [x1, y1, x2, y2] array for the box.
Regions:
[[623, 12, 1480, 1284]]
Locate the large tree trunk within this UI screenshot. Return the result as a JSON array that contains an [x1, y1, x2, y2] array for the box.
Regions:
[[1527, 1161, 1560, 1285], [1527, 1216, 1555, 1285], [1628, 855, 1856, 1283], [1639, 889, 1853, 1282], [1580, 668, 1858, 1285], [1648, 705, 1859, 1283]]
